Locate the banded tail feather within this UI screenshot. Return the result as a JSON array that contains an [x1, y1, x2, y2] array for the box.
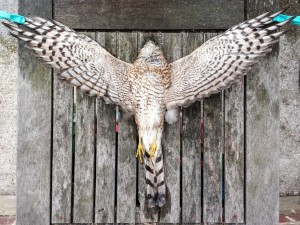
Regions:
[[144, 150, 166, 208]]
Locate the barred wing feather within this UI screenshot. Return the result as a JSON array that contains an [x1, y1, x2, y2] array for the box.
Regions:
[[165, 9, 291, 110], [2, 17, 135, 113]]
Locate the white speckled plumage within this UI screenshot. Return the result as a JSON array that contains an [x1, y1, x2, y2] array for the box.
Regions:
[[2, 9, 291, 208]]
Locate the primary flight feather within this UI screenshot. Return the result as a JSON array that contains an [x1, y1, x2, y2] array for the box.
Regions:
[[2, 9, 291, 208]]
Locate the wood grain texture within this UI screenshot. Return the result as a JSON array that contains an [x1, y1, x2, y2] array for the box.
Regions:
[[203, 93, 223, 223], [73, 32, 96, 224], [224, 82, 244, 223], [181, 32, 204, 223], [94, 32, 117, 223], [53, 0, 244, 30], [246, 1, 280, 224], [51, 76, 73, 223], [16, 1, 52, 225], [116, 32, 138, 223], [159, 33, 181, 223], [202, 33, 223, 224]]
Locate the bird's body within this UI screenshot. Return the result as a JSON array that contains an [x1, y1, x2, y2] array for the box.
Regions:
[[131, 42, 170, 207], [2, 8, 291, 208]]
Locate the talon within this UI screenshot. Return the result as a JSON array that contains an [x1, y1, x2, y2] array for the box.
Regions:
[[136, 133, 144, 163], [149, 142, 157, 159]]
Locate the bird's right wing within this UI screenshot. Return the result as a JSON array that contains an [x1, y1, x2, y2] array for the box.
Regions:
[[165, 9, 291, 110], [3, 17, 135, 113]]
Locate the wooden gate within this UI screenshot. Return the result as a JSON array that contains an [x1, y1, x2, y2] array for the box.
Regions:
[[17, 0, 280, 224]]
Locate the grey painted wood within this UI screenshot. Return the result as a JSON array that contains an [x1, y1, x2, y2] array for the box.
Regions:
[[159, 33, 181, 223], [54, 0, 244, 30], [52, 75, 73, 223], [203, 33, 223, 224], [136, 32, 160, 223], [116, 32, 138, 223], [224, 82, 244, 223], [203, 93, 223, 223], [16, 1, 52, 225], [246, 1, 280, 224], [73, 32, 96, 224], [94, 32, 117, 223], [278, 1, 300, 196], [181, 32, 204, 223]]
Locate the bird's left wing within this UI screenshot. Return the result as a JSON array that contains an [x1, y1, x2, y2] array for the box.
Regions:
[[165, 9, 290, 110], [3, 17, 135, 113]]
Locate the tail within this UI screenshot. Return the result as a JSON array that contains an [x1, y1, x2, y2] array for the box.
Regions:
[[144, 151, 166, 208]]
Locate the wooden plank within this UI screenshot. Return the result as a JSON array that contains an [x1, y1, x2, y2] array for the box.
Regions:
[[116, 32, 138, 223], [54, 0, 244, 30], [94, 32, 117, 223], [51, 76, 73, 223], [278, 0, 300, 196], [203, 32, 222, 224], [202, 33, 223, 224], [159, 33, 182, 223], [136, 32, 160, 223], [224, 80, 245, 223], [246, 1, 280, 224], [181, 32, 204, 223], [73, 32, 96, 223], [203, 92, 223, 223], [16, 1, 52, 225]]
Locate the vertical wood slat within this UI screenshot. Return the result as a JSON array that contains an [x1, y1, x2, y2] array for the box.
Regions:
[[203, 33, 223, 224], [52, 76, 73, 223], [202, 32, 223, 223], [73, 32, 96, 223], [159, 33, 182, 223], [203, 93, 223, 223], [181, 32, 204, 223], [94, 32, 117, 223], [246, 1, 280, 224], [224, 81, 245, 223], [17, 1, 52, 225], [136, 32, 160, 223], [116, 32, 138, 223]]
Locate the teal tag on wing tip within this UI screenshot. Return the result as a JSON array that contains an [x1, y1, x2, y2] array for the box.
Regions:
[[273, 14, 300, 26], [0, 11, 26, 24]]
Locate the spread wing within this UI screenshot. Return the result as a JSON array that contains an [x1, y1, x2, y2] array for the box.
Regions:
[[3, 17, 135, 113], [165, 9, 291, 110]]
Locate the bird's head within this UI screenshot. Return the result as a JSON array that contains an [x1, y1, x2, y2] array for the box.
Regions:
[[136, 40, 167, 66]]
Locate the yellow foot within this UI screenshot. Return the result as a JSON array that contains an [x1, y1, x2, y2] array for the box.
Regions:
[[136, 143, 144, 164], [149, 142, 157, 160]]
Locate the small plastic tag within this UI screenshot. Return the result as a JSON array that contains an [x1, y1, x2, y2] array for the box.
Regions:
[[273, 14, 300, 26], [0, 11, 26, 24]]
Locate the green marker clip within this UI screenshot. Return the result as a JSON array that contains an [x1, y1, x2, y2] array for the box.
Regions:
[[0, 11, 26, 24]]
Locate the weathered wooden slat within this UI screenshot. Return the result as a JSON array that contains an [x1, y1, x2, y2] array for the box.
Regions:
[[224, 81, 244, 223], [94, 32, 117, 223], [181, 32, 204, 223], [203, 33, 223, 222], [116, 32, 138, 223], [73, 32, 96, 224], [203, 93, 223, 223], [54, 0, 244, 30], [136, 32, 160, 223], [52, 76, 73, 223], [159, 33, 182, 223], [17, 1, 52, 225], [246, 1, 280, 224]]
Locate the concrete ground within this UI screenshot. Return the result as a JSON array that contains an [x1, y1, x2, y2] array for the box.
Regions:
[[0, 195, 299, 224]]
